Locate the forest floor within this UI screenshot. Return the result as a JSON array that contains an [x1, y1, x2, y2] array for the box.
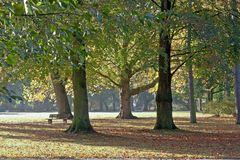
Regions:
[[0, 112, 239, 159]]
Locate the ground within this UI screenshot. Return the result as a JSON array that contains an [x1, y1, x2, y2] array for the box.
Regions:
[[0, 112, 239, 159]]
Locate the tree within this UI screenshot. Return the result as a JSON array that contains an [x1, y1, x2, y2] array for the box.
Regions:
[[66, 39, 94, 133], [4, 0, 95, 132], [151, 0, 177, 129], [230, 0, 240, 124], [87, 1, 159, 119], [187, 0, 197, 123], [51, 72, 73, 119]]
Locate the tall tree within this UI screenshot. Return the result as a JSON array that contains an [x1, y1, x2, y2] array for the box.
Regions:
[[187, 0, 197, 123], [230, 0, 240, 124], [88, 1, 158, 119], [152, 0, 177, 129], [7, 0, 94, 132], [66, 31, 93, 133]]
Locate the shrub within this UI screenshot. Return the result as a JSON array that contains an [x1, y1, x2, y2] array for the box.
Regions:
[[203, 98, 236, 116]]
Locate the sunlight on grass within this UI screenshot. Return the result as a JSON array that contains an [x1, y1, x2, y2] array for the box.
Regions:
[[0, 136, 213, 159], [0, 113, 239, 159]]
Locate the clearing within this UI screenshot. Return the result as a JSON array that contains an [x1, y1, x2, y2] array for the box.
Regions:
[[0, 112, 239, 159]]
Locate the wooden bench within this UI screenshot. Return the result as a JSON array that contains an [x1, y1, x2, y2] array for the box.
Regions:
[[48, 114, 68, 124], [49, 114, 58, 119]]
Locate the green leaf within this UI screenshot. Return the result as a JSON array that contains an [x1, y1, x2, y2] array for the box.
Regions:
[[6, 53, 19, 65], [13, 3, 25, 15]]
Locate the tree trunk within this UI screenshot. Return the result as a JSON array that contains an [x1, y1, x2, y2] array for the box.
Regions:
[[231, 0, 240, 124], [207, 90, 213, 102], [154, 1, 176, 129], [199, 98, 203, 112], [224, 77, 231, 98], [188, 65, 196, 123], [67, 61, 93, 133], [117, 78, 137, 119], [66, 34, 93, 133], [51, 72, 73, 119], [234, 64, 240, 124], [155, 60, 176, 129], [187, 0, 196, 123]]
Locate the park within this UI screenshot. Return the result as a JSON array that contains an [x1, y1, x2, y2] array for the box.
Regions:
[[0, 0, 240, 159]]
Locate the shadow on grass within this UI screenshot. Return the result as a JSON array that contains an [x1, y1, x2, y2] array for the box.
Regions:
[[0, 117, 239, 158]]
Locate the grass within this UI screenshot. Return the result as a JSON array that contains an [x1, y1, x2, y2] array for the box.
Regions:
[[0, 112, 239, 159]]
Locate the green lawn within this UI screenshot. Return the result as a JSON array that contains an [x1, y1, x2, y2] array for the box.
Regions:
[[0, 112, 239, 159]]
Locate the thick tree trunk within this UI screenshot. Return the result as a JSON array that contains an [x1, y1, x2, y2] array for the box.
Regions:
[[117, 78, 137, 119], [231, 0, 240, 124], [66, 61, 93, 133], [234, 64, 240, 124], [51, 73, 73, 119], [155, 63, 176, 129], [154, 0, 177, 130]]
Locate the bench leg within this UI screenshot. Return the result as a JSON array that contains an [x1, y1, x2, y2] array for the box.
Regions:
[[48, 119, 53, 124], [63, 118, 67, 124]]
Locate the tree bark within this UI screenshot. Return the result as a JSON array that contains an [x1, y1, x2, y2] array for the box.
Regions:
[[155, 51, 176, 129], [154, 0, 177, 129], [66, 34, 93, 133], [187, 0, 196, 123], [51, 72, 73, 119], [188, 65, 196, 123], [234, 64, 240, 124], [117, 78, 137, 119], [231, 0, 240, 124], [67, 61, 93, 133]]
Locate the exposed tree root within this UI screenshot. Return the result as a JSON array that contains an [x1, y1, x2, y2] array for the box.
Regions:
[[154, 122, 178, 130], [65, 118, 95, 134], [116, 113, 138, 119]]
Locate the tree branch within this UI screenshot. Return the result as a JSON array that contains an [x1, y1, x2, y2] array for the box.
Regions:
[[171, 55, 194, 77], [130, 77, 158, 96], [151, 0, 161, 8], [15, 12, 80, 17], [93, 70, 120, 87]]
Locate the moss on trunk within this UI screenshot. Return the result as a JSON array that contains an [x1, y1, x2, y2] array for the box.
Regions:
[[66, 62, 94, 133]]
